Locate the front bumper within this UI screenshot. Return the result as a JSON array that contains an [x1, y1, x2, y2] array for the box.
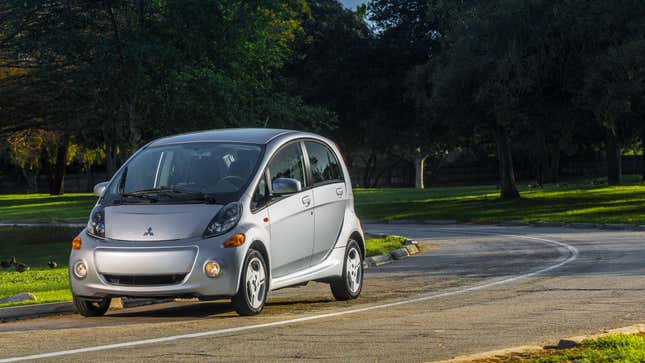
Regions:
[[69, 230, 245, 299]]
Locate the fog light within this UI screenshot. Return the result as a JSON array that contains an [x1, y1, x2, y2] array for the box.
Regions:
[[204, 260, 221, 278], [73, 261, 87, 279]]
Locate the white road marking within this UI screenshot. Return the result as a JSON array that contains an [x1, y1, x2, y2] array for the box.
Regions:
[[0, 231, 578, 362]]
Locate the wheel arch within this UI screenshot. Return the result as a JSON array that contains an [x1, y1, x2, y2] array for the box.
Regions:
[[248, 240, 270, 287], [349, 231, 365, 259]]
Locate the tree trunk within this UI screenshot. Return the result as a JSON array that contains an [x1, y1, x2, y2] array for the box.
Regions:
[[641, 127, 645, 181], [548, 144, 560, 184], [20, 168, 38, 193], [414, 153, 427, 189], [49, 133, 70, 195], [106, 143, 118, 177], [606, 131, 622, 186], [494, 125, 521, 199]]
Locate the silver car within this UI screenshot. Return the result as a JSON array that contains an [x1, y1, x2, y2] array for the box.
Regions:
[[70, 129, 364, 316]]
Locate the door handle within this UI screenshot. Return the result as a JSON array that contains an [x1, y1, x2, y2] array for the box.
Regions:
[[336, 188, 344, 197], [301, 196, 311, 207]]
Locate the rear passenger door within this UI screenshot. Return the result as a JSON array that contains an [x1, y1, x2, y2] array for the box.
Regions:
[[304, 141, 347, 266]]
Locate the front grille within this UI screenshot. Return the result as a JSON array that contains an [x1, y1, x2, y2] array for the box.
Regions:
[[103, 274, 186, 286]]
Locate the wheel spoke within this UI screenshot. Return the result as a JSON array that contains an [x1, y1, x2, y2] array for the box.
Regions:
[[245, 256, 266, 309], [345, 247, 362, 293]]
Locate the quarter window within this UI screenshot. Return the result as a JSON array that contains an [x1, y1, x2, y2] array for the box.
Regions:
[[251, 174, 270, 211], [304, 141, 343, 185]]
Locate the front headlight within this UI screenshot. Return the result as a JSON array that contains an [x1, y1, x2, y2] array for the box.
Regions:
[[87, 205, 105, 239], [204, 202, 241, 237]]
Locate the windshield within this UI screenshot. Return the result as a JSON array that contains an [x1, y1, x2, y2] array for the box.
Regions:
[[103, 142, 263, 205]]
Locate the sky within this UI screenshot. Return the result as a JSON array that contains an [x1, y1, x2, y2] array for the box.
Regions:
[[341, 0, 367, 9]]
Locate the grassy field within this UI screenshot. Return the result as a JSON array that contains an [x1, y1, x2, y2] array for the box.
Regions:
[[1, 179, 644, 225], [356, 179, 645, 225], [0, 193, 96, 222], [0, 226, 81, 307], [478, 334, 645, 362]]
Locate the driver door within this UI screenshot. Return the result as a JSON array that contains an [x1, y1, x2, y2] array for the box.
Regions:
[[264, 142, 315, 277]]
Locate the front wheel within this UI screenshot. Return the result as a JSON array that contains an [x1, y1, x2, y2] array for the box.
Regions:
[[330, 239, 363, 300], [73, 295, 111, 317], [231, 249, 268, 316]]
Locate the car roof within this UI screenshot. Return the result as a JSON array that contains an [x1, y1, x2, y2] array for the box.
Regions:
[[149, 128, 301, 146]]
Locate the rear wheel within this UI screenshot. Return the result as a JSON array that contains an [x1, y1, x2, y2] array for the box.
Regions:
[[330, 239, 363, 300], [231, 249, 268, 316], [73, 295, 111, 317]]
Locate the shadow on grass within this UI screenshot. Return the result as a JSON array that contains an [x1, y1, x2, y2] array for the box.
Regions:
[[357, 188, 645, 224], [0, 194, 96, 222]]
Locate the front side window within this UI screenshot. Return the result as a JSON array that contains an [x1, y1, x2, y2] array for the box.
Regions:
[[104, 142, 262, 205], [304, 141, 343, 185], [267, 143, 307, 188]]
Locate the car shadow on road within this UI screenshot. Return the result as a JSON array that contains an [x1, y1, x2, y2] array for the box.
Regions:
[[107, 301, 236, 319], [106, 297, 336, 319]]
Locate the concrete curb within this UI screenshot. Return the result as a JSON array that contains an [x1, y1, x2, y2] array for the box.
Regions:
[[434, 323, 645, 363], [364, 234, 423, 266], [364, 253, 393, 267], [0, 302, 74, 322], [0, 297, 181, 322]]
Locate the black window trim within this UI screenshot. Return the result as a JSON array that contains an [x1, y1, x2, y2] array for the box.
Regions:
[[250, 139, 310, 213], [303, 139, 345, 187]]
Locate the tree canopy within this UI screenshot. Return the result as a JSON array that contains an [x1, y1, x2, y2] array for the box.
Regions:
[[1, 0, 644, 195]]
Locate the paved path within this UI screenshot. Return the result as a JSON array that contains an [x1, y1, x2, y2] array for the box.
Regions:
[[1, 224, 644, 362]]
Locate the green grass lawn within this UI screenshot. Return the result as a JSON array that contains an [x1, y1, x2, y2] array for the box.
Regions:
[[0, 193, 96, 222], [1, 177, 644, 225], [0, 226, 81, 308], [480, 334, 645, 362], [356, 178, 645, 225], [365, 235, 407, 257]]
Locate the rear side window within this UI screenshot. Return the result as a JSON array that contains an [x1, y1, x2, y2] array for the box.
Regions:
[[304, 141, 343, 186]]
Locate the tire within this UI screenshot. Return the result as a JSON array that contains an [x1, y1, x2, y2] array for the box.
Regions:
[[330, 239, 363, 301], [231, 249, 268, 316], [73, 295, 111, 317]]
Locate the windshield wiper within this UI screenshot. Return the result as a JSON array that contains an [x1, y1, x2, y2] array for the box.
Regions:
[[120, 191, 159, 203], [123, 188, 217, 204]]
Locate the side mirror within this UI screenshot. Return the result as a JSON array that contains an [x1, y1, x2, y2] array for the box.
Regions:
[[93, 181, 109, 197], [272, 178, 302, 195]]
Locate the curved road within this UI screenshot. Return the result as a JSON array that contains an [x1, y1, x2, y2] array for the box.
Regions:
[[1, 224, 645, 362]]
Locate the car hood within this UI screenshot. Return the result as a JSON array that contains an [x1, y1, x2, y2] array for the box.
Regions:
[[104, 204, 222, 241]]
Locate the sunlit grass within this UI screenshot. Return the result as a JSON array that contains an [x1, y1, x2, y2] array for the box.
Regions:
[[355, 178, 645, 224], [0, 269, 71, 308], [0, 193, 96, 222], [365, 235, 407, 257], [481, 334, 645, 362], [0, 226, 80, 307]]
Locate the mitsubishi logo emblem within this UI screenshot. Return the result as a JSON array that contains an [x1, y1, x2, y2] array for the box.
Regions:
[[143, 227, 154, 236]]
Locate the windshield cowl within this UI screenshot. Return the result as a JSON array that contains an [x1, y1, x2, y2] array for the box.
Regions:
[[116, 188, 218, 205]]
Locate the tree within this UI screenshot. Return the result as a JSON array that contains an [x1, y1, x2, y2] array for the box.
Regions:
[[0, 0, 334, 193]]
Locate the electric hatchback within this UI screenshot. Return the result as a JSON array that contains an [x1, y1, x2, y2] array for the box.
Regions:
[[70, 129, 364, 316]]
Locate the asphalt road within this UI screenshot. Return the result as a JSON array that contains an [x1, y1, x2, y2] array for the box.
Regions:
[[1, 224, 645, 362]]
